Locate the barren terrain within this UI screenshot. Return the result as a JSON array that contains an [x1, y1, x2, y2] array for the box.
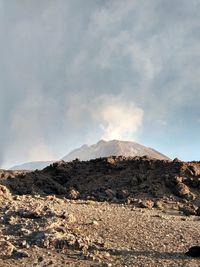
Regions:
[[0, 157, 200, 266]]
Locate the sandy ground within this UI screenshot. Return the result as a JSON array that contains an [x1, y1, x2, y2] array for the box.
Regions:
[[0, 195, 200, 267]]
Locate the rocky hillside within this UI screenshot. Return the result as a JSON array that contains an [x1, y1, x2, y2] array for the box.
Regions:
[[2, 156, 200, 214], [1, 157, 200, 266]]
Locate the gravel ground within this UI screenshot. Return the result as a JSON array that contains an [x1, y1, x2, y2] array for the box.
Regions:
[[0, 196, 200, 267]]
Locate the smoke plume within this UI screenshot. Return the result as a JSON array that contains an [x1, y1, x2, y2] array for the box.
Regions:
[[95, 96, 144, 141]]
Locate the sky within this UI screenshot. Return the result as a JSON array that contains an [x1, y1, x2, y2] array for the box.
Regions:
[[0, 0, 200, 168]]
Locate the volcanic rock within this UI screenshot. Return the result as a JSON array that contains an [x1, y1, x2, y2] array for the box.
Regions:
[[0, 240, 15, 257], [180, 204, 197, 216], [175, 182, 190, 197], [67, 188, 80, 200], [1, 156, 200, 215], [140, 200, 154, 209]]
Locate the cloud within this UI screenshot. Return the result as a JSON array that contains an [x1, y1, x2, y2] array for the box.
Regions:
[[93, 96, 144, 141], [0, 0, 200, 167], [156, 119, 168, 126], [3, 88, 55, 166], [61, 93, 144, 144], [29, 144, 54, 162]]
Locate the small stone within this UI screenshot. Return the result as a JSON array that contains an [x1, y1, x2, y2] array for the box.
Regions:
[[174, 176, 183, 183], [16, 250, 30, 258], [105, 189, 116, 199], [38, 256, 44, 262], [13, 195, 21, 200], [105, 252, 110, 257], [0, 240, 15, 256], [92, 220, 99, 226], [0, 185, 12, 200], [21, 228, 31, 235], [127, 197, 137, 205], [67, 188, 80, 200], [181, 217, 187, 221], [21, 240, 27, 247], [140, 200, 154, 209], [155, 201, 164, 210], [46, 195, 56, 201], [181, 205, 196, 216], [175, 182, 190, 197], [61, 212, 76, 223], [116, 189, 129, 199]]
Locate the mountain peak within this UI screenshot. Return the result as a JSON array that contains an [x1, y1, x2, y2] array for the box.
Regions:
[[97, 139, 107, 144], [10, 140, 170, 170], [62, 139, 170, 162]]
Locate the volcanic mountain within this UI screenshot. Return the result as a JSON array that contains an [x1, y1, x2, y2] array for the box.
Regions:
[[10, 140, 170, 170], [62, 139, 170, 161]]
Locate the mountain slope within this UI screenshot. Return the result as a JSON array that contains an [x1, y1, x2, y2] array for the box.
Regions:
[[10, 140, 170, 170], [62, 140, 170, 161], [10, 161, 54, 171]]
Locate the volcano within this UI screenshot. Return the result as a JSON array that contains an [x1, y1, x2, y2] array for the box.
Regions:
[[62, 139, 170, 161], [10, 140, 170, 170]]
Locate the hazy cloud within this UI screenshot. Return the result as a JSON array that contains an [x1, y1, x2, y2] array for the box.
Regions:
[[1, 0, 200, 167], [94, 96, 143, 141]]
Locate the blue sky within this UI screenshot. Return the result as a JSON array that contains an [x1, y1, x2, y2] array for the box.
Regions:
[[0, 0, 200, 168]]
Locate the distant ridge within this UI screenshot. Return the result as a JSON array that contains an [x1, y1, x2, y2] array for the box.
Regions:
[[10, 140, 170, 170], [10, 161, 54, 171]]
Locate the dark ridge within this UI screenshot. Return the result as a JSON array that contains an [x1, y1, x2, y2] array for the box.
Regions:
[[1, 156, 200, 213]]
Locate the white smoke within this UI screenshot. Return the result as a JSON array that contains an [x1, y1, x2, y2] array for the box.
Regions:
[[95, 96, 144, 141]]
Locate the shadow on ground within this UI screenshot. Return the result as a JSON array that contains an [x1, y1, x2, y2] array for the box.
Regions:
[[96, 247, 188, 260]]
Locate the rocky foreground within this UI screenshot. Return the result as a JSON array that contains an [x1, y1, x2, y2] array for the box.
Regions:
[[0, 156, 200, 266]]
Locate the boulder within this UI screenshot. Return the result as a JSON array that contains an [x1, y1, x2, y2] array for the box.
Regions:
[[139, 200, 154, 209], [67, 188, 80, 200], [0, 240, 15, 257], [180, 204, 197, 216], [105, 189, 116, 199], [0, 185, 12, 207], [116, 189, 129, 199], [175, 182, 190, 197]]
